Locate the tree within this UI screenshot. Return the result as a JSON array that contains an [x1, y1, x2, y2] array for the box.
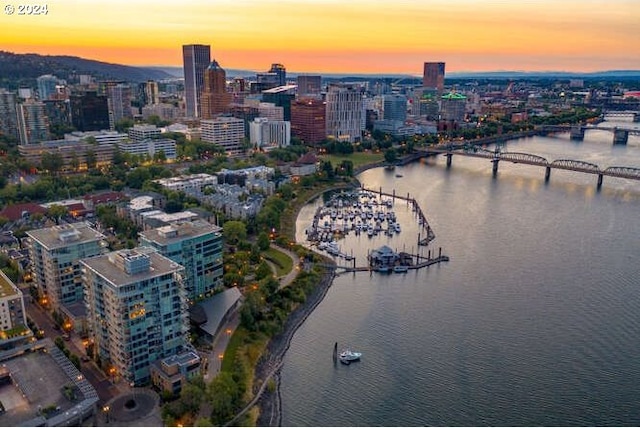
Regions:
[[85, 149, 97, 170], [69, 153, 80, 172], [384, 147, 398, 165], [114, 118, 134, 133], [257, 231, 270, 251], [223, 221, 247, 245], [40, 152, 64, 175], [46, 204, 68, 225]]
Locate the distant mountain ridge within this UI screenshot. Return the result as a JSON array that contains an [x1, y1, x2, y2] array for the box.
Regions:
[[0, 51, 173, 88]]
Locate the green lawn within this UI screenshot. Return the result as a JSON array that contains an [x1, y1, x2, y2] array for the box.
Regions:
[[262, 247, 293, 277], [321, 151, 384, 170]]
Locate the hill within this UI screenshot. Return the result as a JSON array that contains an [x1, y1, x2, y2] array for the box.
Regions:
[[0, 51, 173, 88]]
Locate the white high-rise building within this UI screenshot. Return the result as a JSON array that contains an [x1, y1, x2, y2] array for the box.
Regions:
[[326, 84, 364, 143], [249, 117, 291, 151]]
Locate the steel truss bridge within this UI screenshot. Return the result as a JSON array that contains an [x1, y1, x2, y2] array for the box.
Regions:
[[423, 146, 640, 188]]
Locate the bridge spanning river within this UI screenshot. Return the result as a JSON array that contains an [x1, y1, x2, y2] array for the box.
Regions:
[[413, 146, 640, 189]]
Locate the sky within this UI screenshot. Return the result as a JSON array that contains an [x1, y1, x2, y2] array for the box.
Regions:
[[1, 0, 639, 74]]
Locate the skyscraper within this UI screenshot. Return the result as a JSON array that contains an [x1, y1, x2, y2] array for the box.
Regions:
[[200, 60, 232, 119], [297, 75, 322, 97], [37, 75, 60, 101], [104, 82, 133, 129], [326, 84, 364, 143], [70, 91, 110, 132], [269, 63, 287, 86], [423, 62, 446, 93], [0, 89, 19, 140], [291, 97, 326, 145], [16, 100, 51, 144], [182, 44, 211, 118]]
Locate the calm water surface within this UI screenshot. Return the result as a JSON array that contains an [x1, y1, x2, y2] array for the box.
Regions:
[[281, 122, 640, 426]]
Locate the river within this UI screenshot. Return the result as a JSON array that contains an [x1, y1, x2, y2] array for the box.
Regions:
[[280, 119, 640, 426]]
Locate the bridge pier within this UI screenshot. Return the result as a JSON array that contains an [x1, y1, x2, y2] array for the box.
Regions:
[[570, 125, 585, 141], [491, 158, 499, 177], [545, 166, 551, 183], [613, 129, 629, 145], [597, 173, 603, 190], [446, 153, 453, 168]]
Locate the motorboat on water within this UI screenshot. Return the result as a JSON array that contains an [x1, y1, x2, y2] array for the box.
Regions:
[[339, 349, 362, 365], [393, 265, 409, 273]]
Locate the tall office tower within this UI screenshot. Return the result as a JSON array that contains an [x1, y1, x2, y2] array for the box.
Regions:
[[269, 63, 287, 86], [200, 60, 232, 119], [105, 83, 133, 129], [200, 117, 245, 156], [182, 44, 211, 118], [139, 220, 223, 302], [70, 91, 110, 131], [0, 270, 27, 334], [297, 75, 322, 97], [0, 89, 19, 140], [144, 80, 160, 105], [81, 247, 188, 385], [262, 86, 296, 121], [423, 62, 446, 93], [17, 100, 51, 144], [290, 97, 326, 145], [383, 94, 408, 122], [37, 75, 60, 101], [26, 223, 107, 313], [325, 84, 364, 143]]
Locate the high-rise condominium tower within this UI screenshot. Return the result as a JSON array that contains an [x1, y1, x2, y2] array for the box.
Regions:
[[423, 62, 446, 93], [182, 44, 211, 118]]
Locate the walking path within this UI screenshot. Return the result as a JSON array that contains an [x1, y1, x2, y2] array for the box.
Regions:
[[270, 243, 301, 289]]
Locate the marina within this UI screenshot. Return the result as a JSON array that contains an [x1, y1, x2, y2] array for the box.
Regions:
[[304, 187, 447, 273]]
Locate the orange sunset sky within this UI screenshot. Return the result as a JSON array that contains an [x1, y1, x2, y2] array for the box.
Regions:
[[2, 0, 639, 74]]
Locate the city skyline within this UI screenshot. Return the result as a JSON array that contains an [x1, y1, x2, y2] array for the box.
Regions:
[[2, 0, 639, 74]]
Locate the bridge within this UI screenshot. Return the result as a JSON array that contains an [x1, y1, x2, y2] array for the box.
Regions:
[[417, 146, 640, 189], [536, 123, 640, 145]]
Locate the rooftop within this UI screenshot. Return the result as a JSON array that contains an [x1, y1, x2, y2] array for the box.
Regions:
[[25, 222, 106, 250], [80, 247, 184, 288], [139, 220, 221, 245], [0, 270, 19, 299]]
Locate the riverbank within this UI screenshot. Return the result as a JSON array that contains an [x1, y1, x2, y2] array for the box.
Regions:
[[254, 263, 336, 426]]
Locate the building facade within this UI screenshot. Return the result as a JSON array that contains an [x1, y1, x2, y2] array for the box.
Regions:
[[200, 60, 232, 119], [17, 100, 51, 144], [139, 220, 223, 302], [440, 92, 467, 122], [81, 247, 189, 385], [290, 97, 326, 145], [296, 75, 322, 97], [200, 117, 245, 156], [423, 62, 446, 93], [0, 89, 19, 140], [104, 83, 133, 129], [37, 75, 61, 101], [0, 270, 27, 336], [383, 94, 407, 122], [128, 124, 161, 142], [118, 138, 177, 160], [182, 44, 211, 118], [325, 84, 363, 143], [249, 117, 291, 150], [70, 91, 110, 132], [26, 223, 107, 311]]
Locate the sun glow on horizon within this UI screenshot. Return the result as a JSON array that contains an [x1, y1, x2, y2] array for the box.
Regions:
[[1, 0, 639, 73]]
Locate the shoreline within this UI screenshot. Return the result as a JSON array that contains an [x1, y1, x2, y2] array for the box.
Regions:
[[255, 263, 336, 427]]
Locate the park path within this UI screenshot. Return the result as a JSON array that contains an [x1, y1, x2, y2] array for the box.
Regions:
[[270, 243, 300, 289]]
